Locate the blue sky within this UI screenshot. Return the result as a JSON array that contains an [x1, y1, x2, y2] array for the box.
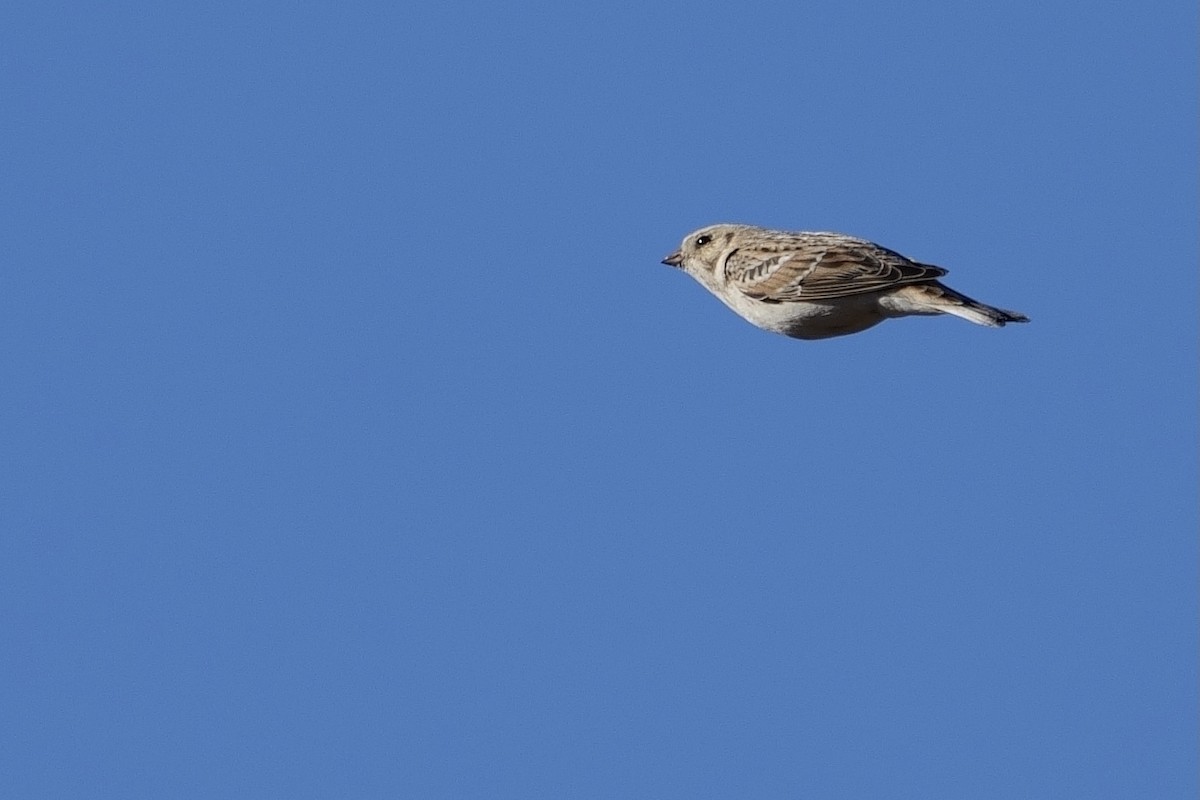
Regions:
[[2, 1, 1195, 797]]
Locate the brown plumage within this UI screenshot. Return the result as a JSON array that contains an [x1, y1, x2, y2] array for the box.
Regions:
[[662, 224, 1029, 340]]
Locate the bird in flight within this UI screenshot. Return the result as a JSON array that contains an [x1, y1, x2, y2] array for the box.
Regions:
[[662, 224, 1029, 340]]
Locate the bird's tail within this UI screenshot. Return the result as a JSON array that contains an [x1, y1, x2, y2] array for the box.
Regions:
[[894, 282, 1029, 328]]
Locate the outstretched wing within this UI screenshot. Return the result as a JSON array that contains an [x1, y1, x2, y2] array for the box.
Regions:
[[724, 233, 947, 303]]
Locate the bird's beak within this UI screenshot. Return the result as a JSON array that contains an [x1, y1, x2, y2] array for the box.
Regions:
[[662, 250, 683, 267]]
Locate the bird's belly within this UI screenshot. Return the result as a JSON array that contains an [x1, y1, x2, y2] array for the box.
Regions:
[[721, 293, 886, 340]]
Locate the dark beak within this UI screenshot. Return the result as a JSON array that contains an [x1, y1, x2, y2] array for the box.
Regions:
[[662, 250, 683, 267]]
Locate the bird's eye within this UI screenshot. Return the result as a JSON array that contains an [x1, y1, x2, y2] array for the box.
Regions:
[[695, 235, 712, 247]]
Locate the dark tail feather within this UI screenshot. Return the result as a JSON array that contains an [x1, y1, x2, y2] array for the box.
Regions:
[[918, 283, 1030, 327]]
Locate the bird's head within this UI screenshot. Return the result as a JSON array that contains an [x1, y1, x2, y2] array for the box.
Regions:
[[661, 224, 746, 277]]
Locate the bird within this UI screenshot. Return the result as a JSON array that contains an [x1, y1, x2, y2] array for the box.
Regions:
[[661, 224, 1029, 340]]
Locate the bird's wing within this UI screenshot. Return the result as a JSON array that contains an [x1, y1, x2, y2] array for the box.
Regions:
[[725, 235, 947, 303]]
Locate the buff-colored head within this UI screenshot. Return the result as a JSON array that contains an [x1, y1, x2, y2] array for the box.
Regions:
[[661, 224, 751, 277]]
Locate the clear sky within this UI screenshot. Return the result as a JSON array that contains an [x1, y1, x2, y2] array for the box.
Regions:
[[2, 1, 1196, 797]]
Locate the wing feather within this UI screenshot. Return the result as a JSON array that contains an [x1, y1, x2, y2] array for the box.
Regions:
[[724, 233, 947, 303]]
